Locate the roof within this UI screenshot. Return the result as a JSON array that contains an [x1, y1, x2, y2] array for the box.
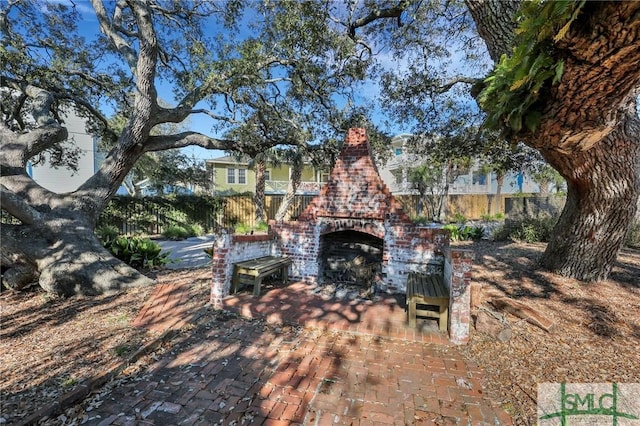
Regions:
[[206, 155, 250, 165]]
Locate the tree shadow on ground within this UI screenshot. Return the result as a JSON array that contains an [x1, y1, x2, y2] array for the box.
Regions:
[[468, 241, 640, 339], [50, 306, 500, 425]]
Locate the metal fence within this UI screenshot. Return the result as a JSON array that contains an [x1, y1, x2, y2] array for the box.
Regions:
[[98, 195, 223, 235]]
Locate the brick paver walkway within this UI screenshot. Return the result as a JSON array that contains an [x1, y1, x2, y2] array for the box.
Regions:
[[79, 280, 512, 425]]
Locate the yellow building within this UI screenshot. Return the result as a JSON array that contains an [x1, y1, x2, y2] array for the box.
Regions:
[[205, 155, 329, 195]]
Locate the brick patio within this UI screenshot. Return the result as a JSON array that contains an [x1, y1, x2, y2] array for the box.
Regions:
[[104, 280, 515, 425]]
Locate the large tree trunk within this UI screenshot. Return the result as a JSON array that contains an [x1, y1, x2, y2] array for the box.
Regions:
[[468, 0, 640, 281], [539, 113, 640, 281], [1, 215, 153, 296], [494, 173, 504, 216]]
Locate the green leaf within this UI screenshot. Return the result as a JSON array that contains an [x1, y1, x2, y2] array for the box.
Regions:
[[553, 60, 564, 85], [509, 114, 523, 132], [524, 111, 542, 133]]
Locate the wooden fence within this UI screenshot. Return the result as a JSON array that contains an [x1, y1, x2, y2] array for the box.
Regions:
[[223, 193, 528, 226], [93, 194, 569, 236], [221, 195, 315, 227]]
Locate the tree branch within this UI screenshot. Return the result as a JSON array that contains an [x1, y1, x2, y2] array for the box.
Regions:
[[19, 125, 69, 161], [349, 0, 411, 38], [91, 0, 138, 71], [144, 132, 238, 152], [436, 76, 482, 93], [0, 185, 42, 225]]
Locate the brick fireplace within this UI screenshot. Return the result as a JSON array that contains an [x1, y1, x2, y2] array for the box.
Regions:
[[269, 128, 449, 292], [211, 128, 473, 344]]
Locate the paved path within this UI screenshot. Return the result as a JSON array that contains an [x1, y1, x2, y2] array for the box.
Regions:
[[156, 235, 215, 269], [77, 277, 513, 425]]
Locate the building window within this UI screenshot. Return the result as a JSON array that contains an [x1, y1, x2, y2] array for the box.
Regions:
[[472, 170, 487, 185], [227, 168, 235, 184], [395, 148, 403, 156], [392, 169, 403, 184], [238, 168, 246, 184], [320, 172, 330, 182], [264, 169, 271, 181]]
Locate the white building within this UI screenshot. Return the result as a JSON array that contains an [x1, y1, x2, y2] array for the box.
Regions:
[[378, 134, 539, 195], [27, 111, 100, 194]]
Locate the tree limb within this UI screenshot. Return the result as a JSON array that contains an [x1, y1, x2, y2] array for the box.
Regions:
[[0, 185, 42, 225], [145, 132, 238, 152], [436, 76, 482, 93], [144, 131, 289, 154], [19, 125, 69, 161], [349, 0, 411, 38], [91, 0, 138, 71]]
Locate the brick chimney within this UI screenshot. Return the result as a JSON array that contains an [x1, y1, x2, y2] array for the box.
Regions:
[[270, 128, 448, 292]]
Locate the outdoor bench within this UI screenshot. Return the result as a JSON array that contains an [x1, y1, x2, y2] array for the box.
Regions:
[[406, 272, 449, 331], [232, 256, 292, 296]]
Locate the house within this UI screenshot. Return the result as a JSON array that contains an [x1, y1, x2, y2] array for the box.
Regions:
[[27, 110, 101, 194], [206, 155, 330, 195], [378, 134, 540, 195]]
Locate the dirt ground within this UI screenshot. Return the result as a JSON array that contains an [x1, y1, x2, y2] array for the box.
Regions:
[[458, 241, 640, 425], [1, 241, 639, 425]]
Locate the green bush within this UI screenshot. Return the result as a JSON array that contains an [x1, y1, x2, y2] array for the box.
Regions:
[[626, 220, 640, 249], [449, 212, 467, 224], [480, 212, 505, 221], [234, 222, 252, 234], [105, 235, 170, 269], [161, 223, 204, 240], [162, 225, 191, 240], [95, 225, 120, 245], [411, 215, 430, 225], [188, 223, 204, 237], [255, 221, 268, 232], [442, 224, 484, 242], [493, 216, 556, 243]]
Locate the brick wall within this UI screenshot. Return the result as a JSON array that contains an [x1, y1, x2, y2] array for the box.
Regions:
[[270, 128, 451, 294], [210, 230, 275, 308], [445, 248, 474, 345]]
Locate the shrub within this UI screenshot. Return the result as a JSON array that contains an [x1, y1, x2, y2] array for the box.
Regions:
[[188, 223, 204, 237], [255, 221, 268, 232], [105, 235, 170, 269], [626, 220, 640, 249], [234, 222, 252, 234], [95, 225, 120, 245], [411, 215, 430, 225], [449, 212, 467, 224], [480, 212, 505, 221], [442, 224, 484, 241], [493, 216, 556, 243], [162, 223, 204, 240], [162, 225, 191, 240]]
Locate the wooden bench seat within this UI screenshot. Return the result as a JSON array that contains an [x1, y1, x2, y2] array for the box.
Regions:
[[232, 256, 292, 296], [406, 272, 449, 331]]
